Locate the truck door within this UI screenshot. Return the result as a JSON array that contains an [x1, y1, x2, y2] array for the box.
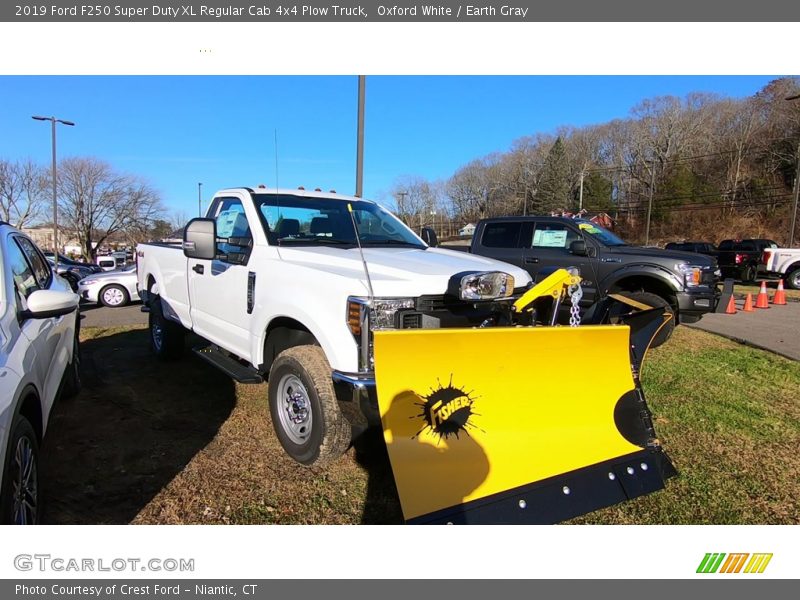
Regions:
[[188, 197, 254, 361], [521, 221, 598, 303]]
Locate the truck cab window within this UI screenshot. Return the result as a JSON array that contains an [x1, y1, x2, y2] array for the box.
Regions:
[[481, 222, 522, 248], [212, 198, 252, 264]]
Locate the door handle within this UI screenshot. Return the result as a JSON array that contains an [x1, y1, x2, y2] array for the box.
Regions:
[[524, 257, 539, 264], [193, 264, 204, 275]]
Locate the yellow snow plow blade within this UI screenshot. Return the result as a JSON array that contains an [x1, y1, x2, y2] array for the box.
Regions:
[[373, 324, 674, 524]]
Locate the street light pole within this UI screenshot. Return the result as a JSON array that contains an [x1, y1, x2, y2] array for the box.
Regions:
[[198, 182, 203, 217], [355, 75, 366, 198], [32, 115, 74, 269]]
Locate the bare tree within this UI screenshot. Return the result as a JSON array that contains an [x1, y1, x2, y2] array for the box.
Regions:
[[57, 157, 164, 259], [0, 159, 48, 228]]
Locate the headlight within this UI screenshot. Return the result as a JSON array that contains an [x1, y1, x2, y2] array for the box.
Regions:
[[347, 297, 415, 334], [676, 263, 703, 287], [80, 279, 100, 286], [459, 272, 514, 301]]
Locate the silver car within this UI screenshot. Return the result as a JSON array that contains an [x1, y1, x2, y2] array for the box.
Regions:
[[77, 265, 140, 308]]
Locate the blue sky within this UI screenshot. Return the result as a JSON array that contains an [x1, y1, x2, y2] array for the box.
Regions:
[[0, 75, 780, 220]]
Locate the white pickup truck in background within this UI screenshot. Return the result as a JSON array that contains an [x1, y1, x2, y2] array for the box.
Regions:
[[136, 187, 530, 467], [762, 246, 800, 289]]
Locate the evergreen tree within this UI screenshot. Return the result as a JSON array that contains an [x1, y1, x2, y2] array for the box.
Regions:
[[536, 137, 571, 213]]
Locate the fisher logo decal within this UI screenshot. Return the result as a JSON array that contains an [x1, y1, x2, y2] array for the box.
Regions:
[[696, 553, 773, 574], [413, 375, 482, 442]]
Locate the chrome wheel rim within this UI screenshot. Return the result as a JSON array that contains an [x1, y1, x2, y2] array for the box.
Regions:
[[791, 271, 800, 289], [103, 287, 125, 306], [276, 374, 312, 445], [11, 436, 37, 525]]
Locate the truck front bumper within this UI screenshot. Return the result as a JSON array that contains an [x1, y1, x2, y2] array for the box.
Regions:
[[331, 371, 380, 434], [676, 287, 720, 323]]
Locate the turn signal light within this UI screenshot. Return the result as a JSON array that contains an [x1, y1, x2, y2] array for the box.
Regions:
[[347, 301, 362, 336]]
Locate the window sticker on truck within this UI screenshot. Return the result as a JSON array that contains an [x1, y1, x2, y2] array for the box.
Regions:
[[532, 229, 568, 248]]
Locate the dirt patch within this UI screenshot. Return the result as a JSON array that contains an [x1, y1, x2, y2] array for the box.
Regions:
[[39, 326, 402, 525]]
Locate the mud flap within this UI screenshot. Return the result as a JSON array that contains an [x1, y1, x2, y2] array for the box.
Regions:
[[373, 324, 674, 524]]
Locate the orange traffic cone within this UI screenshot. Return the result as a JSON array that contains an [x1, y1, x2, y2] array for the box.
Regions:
[[773, 280, 787, 305], [755, 281, 770, 309], [725, 295, 737, 314], [743, 293, 755, 312]]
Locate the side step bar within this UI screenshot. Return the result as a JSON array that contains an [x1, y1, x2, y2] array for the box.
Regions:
[[193, 346, 264, 384]]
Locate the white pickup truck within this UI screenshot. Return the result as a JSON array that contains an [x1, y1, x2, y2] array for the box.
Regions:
[[762, 246, 800, 289], [136, 187, 530, 467]]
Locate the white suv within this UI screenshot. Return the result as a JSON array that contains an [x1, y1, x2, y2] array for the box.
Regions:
[[0, 223, 80, 524]]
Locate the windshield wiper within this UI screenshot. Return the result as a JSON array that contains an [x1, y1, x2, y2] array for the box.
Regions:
[[278, 237, 354, 246], [361, 239, 421, 246]]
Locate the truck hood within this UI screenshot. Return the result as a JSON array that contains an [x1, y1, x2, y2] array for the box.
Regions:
[[608, 245, 717, 266], [277, 246, 531, 296]]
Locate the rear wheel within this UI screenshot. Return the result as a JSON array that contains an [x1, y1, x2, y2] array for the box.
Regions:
[[740, 265, 756, 284], [268, 345, 351, 467], [786, 267, 800, 290], [99, 284, 130, 308], [620, 291, 676, 348], [148, 294, 185, 360], [0, 415, 39, 525]]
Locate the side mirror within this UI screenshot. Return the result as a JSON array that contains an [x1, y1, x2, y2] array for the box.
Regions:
[[570, 240, 588, 256], [22, 289, 79, 320], [183, 218, 216, 260], [421, 227, 438, 247]]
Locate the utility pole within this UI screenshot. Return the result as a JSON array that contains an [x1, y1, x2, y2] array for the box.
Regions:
[[198, 182, 203, 217], [786, 94, 800, 247], [355, 76, 366, 198], [578, 170, 585, 211], [645, 161, 656, 246]]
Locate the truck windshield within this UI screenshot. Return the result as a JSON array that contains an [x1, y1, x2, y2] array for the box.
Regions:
[[573, 219, 628, 247], [255, 194, 426, 249]]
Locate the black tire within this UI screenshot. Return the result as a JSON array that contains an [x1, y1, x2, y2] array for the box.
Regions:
[[61, 328, 82, 399], [786, 267, 800, 291], [621, 291, 676, 349], [268, 345, 351, 467], [99, 284, 130, 308], [740, 265, 756, 284], [148, 294, 185, 360], [0, 415, 40, 524]]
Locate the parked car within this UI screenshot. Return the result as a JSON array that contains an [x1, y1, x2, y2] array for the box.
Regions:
[[467, 217, 722, 347], [762, 245, 800, 289], [44, 252, 103, 274], [0, 223, 81, 524], [664, 241, 718, 259], [78, 264, 139, 307], [717, 239, 778, 282], [45, 257, 92, 292]]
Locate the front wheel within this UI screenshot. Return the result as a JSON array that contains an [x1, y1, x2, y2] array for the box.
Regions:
[[268, 345, 351, 467], [99, 284, 130, 308], [620, 291, 676, 349], [0, 415, 40, 524], [148, 294, 185, 360]]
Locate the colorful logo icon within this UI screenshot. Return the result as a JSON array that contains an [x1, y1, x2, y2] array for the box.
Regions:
[[697, 553, 772, 574]]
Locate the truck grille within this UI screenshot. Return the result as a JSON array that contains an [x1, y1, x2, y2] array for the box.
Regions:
[[416, 286, 528, 312]]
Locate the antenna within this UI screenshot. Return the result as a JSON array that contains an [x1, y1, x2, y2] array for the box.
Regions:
[[274, 129, 283, 257], [347, 203, 374, 304]]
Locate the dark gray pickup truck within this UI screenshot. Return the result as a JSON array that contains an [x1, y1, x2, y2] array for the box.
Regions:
[[463, 216, 722, 345]]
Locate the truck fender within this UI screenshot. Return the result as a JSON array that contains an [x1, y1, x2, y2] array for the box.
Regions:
[[600, 265, 682, 295]]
